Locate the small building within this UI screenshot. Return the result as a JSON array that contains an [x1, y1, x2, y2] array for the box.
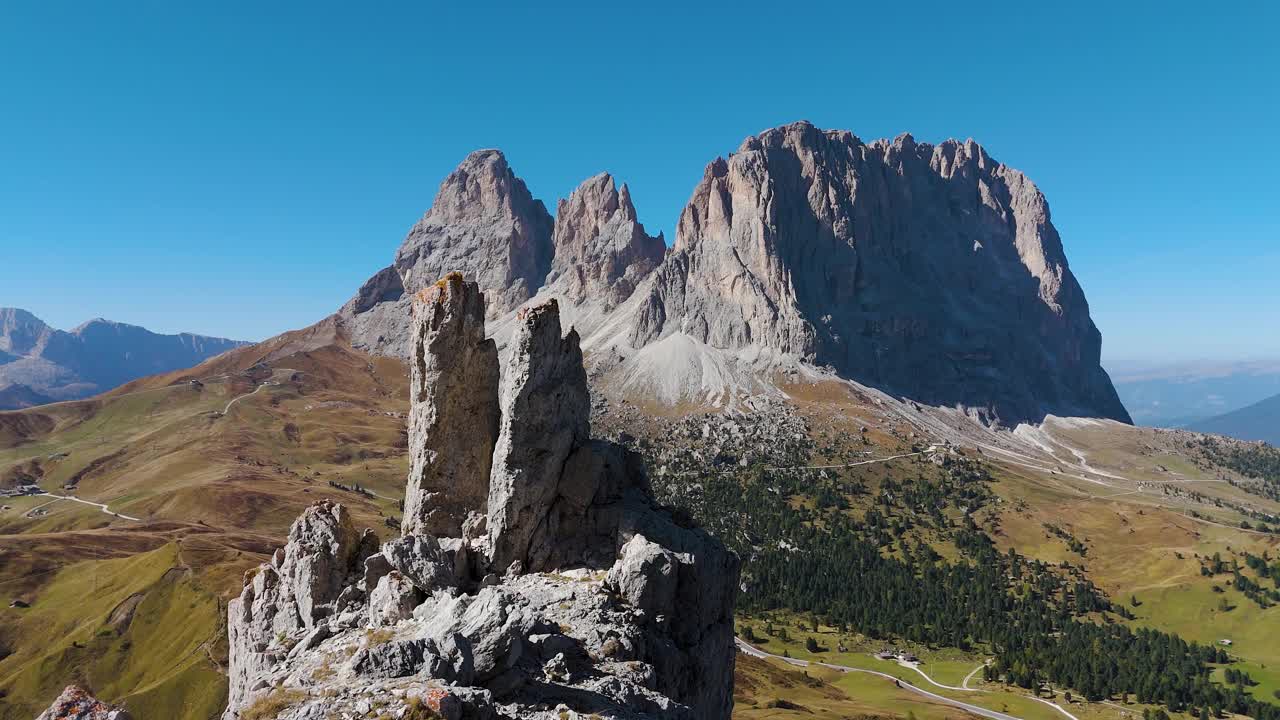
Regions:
[[1219, 639, 1233, 646], [9, 599, 29, 609]]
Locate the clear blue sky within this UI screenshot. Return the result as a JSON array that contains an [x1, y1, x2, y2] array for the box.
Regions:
[[1, 1, 1276, 367]]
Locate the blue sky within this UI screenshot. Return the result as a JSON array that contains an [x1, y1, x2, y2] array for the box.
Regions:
[[1, 1, 1276, 367]]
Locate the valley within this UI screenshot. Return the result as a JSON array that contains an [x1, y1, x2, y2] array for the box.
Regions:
[[3, 122, 1277, 720], [3, 332, 1278, 719]]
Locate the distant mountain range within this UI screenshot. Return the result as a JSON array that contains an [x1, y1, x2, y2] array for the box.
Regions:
[[0, 308, 248, 409], [1190, 391, 1280, 445], [339, 121, 1130, 426], [1110, 359, 1280, 428]]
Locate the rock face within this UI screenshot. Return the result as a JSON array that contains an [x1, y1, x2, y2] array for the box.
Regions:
[[0, 307, 247, 410], [224, 501, 374, 714], [340, 150, 555, 357], [486, 300, 590, 572], [225, 284, 739, 720], [333, 123, 1128, 426], [544, 173, 666, 310], [402, 273, 501, 537], [629, 122, 1130, 425], [36, 685, 132, 720]]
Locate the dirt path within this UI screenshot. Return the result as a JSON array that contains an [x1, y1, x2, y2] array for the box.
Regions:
[[737, 639, 1025, 720], [220, 381, 276, 415], [36, 492, 141, 522], [962, 662, 987, 690]]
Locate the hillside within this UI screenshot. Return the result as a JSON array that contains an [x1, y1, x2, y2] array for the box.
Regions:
[[0, 308, 248, 410], [3, 124, 1275, 720], [2, 319, 1279, 719], [1191, 392, 1280, 445]]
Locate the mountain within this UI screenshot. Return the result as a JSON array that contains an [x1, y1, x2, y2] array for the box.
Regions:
[[1190, 391, 1280, 445], [2, 125, 1277, 716], [0, 308, 249, 409], [340, 121, 1128, 426], [1111, 359, 1280, 428]]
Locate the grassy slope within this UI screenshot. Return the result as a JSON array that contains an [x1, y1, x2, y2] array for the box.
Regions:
[[0, 323, 410, 717], [4, 337, 1280, 719]]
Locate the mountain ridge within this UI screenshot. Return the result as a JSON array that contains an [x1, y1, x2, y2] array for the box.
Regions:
[[338, 121, 1129, 427], [0, 308, 249, 409], [1190, 391, 1280, 445]]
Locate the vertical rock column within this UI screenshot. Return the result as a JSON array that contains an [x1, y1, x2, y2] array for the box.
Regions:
[[402, 273, 501, 537], [486, 299, 590, 571]]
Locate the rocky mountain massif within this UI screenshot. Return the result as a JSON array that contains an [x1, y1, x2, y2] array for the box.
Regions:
[[337, 121, 1129, 427], [0, 308, 247, 409], [224, 275, 739, 720]]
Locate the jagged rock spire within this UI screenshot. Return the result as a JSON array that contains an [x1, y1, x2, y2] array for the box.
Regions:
[[225, 279, 740, 720], [395, 150, 555, 318], [401, 273, 501, 537], [485, 299, 590, 572], [545, 172, 666, 309], [340, 149, 555, 357]]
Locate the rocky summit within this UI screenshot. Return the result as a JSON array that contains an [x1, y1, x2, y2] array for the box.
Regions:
[[336, 122, 1129, 427], [224, 276, 739, 720], [340, 150, 555, 358], [35, 685, 132, 720], [630, 122, 1129, 424]]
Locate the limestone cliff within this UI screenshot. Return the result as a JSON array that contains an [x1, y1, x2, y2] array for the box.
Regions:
[[337, 123, 1130, 426], [629, 122, 1130, 424]]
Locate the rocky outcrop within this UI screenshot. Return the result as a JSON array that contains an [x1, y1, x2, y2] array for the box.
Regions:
[[224, 281, 739, 720], [486, 300, 591, 572], [340, 150, 555, 357], [544, 173, 666, 310], [402, 274, 500, 537], [629, 121, 1129, 425], [36, 685, 132, 720], [224, 501, 374, 714]]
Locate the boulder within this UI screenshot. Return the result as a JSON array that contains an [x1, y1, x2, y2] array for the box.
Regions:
[[367, 572, 420, 626], [383, 534, 461, 593], [606, 534, 678, 621]]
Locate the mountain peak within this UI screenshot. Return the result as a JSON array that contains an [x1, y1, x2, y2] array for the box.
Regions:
[[0, 310, 247, 409], [393, 150, 555, 314], [631, 122, 1128, 425], [545, 172, 666, 310]]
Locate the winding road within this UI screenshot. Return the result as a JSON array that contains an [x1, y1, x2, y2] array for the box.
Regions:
[[737, 639, 1081, 720], [220, 381, 277, 415], [34, 492, 141, 522]]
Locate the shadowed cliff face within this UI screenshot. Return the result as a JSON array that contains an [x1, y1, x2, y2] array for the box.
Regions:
[[631, 122, 1130, 425], [339, 122, 1130, 426]]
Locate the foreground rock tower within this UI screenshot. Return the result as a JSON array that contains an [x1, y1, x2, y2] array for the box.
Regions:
[[225, 276, 739, 720], [402, 273, 500, 537]]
